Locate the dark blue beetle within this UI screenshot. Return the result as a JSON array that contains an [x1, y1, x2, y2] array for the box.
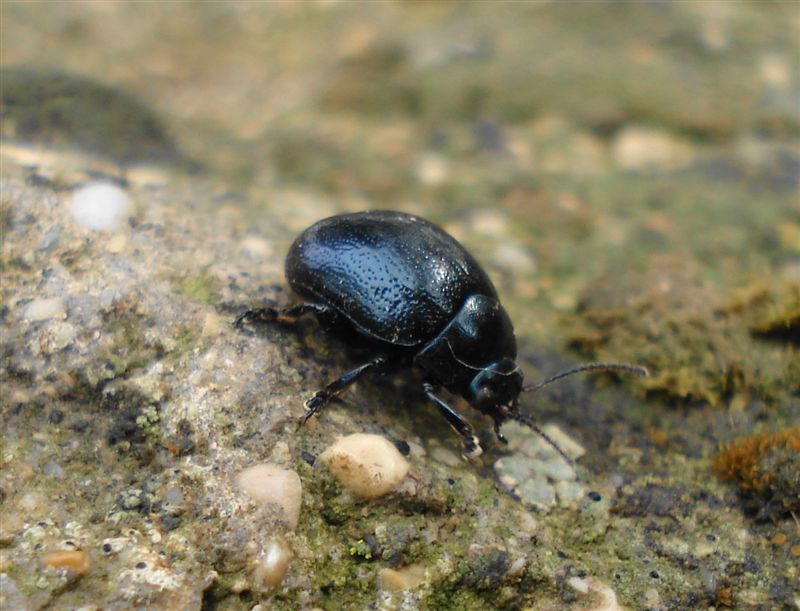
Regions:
[[236, 211, 645, 459]]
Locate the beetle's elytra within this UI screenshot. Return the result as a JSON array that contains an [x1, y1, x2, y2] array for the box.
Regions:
[[236, 210, 646, 460]]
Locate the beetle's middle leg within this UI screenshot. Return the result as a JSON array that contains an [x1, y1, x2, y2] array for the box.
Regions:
[[302, 355, 388, 424], [234, 303, 333, 328], [422, 382, 482, 459]]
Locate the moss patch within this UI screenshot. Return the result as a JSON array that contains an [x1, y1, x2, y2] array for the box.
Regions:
[[714, 427, 800, 519]]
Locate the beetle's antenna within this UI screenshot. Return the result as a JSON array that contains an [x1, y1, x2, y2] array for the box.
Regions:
[[522, 362, 648, 394], [508, 412, 575, 467]]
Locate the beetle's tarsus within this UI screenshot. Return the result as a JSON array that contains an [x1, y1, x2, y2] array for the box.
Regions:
[[463, 438, 484, 461], [423, 382, 484, 459], [494, 420, 509, 445], [233, 306, 279, 328], [302, 392, 326, 423], [234, 303, 334, 329]]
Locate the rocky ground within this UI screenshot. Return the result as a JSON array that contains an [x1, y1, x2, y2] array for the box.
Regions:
[[1, 2, 799, 610]]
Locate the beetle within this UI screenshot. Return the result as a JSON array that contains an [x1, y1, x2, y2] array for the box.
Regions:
[[235, 210, 646, 460]]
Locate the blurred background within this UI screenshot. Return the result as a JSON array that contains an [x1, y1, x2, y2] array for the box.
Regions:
[[3, 0, 797, 401]]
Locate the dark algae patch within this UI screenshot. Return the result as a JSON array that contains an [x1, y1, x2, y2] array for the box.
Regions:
[[1, 67, 176, 163]]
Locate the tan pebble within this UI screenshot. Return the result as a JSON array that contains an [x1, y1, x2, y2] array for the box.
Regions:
[[612, 126, 694, 171], [571, 576, 622, 611], [320, 434, 409, 500], [236, 464, 302, 530], [253, 537, 292, 588], [42, 550, 90, 574], [770, 532, 787, 545], [378, 564, 427, 591]]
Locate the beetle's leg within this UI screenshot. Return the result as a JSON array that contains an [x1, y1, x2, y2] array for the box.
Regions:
[[493, 419, 509, 445], [302, 355, 388, 424], [234, 303, 332, 328], [422, 382, 482, 459]]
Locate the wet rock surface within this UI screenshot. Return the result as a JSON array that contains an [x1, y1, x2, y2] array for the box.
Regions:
[[1, 2, 799, 610]]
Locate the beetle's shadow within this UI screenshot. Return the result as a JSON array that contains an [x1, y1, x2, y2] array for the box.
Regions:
[[517, 350, 646, 467]]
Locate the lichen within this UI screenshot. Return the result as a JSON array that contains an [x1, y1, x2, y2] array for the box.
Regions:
[[713, 427, 800, 518]]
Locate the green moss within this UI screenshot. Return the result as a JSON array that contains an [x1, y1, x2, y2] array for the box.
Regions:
[[173, 326, 198, 354], [177, 273, 219, 304], [347, 538, 373, 561]]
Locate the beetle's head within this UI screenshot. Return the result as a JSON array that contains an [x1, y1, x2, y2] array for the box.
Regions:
[[467, 357, 523, 421]]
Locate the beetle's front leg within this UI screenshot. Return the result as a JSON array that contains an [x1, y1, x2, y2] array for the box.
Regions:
[[422, 382, 482, 459], [301, 355, 388, 424]]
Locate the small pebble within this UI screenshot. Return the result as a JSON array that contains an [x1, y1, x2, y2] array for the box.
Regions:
[[253, 537, 292, 588], [517, 476, 555, 507], [70, 182, 132, 231], [567, 576, 623, 611], [555, 480, 585, 505], [415, 152, 449, 186], [235, 463, 302, 530], [239, 235, 273, 260], [319, 433, 410, 500], [42, 461, 65, 479], [42, 550, 91, 575], [770, 533, 787, 545], [23, 297, 66, 322], [495, 422, 586, 510], [612, 126, 694, 171], [567, 576, 590, 594]]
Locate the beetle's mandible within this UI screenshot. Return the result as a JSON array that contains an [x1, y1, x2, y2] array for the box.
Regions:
[[235, 210, 646, 460]]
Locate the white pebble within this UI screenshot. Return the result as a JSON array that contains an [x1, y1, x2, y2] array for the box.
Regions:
[[253, 537, 292, 588], [235, 464, 302, 530], [23, 297, 66, 322], [319, 434, 409, 500], [239, 235, 273, 260], [70, 182, 132, 231]]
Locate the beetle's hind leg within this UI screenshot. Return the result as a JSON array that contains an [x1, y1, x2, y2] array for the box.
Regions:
[[234, 302, 333, 329], [422, 383, 482, 459], [302, 355, 388, 424]]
